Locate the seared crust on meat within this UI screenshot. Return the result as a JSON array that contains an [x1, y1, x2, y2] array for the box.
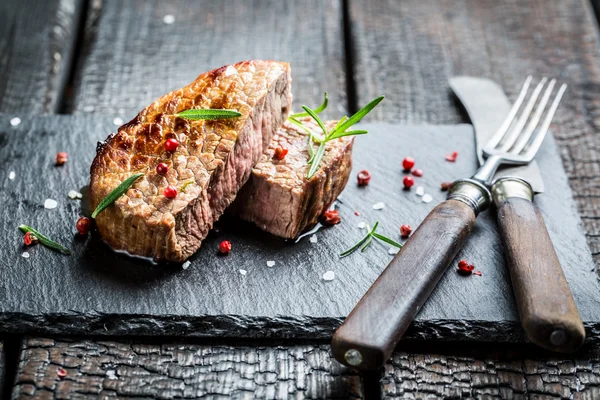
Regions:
[[230, 118, 353, 238], [90, 60, 292, 262]]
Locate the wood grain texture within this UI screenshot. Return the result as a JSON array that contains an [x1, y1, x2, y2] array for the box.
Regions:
[[68, 0, 346, 119], [332, 199, 476, 370], [11, 338, 362, 400], [382, 344, 600, 399], [0, 0, 83, 113], [348, 0, 600, 268], [496, 193, 585, 353]]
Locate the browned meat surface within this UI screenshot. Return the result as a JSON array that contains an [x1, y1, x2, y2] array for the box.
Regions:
[[230, 118, 353, 238], [90, 60, 292, 262]]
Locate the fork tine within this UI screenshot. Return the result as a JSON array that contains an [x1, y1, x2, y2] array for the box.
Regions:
[[523, 83, 567, 160], [498, 77, 548, 152], [511, 79, 556, 154], [485, 76, 532, 150]]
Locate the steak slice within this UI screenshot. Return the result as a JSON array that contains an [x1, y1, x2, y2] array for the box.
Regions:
[[230, 118, 354, 238], [90, 60, 292, 262]]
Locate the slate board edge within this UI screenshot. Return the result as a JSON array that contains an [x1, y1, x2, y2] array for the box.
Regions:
[[1, 313, 600, 345]]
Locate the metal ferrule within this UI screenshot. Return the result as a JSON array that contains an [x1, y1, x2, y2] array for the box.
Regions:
[[491, 176, 534, 207], [447, 179, 492, 215]]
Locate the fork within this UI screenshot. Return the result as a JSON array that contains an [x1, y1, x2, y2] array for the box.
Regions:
[[472, 76, 567, 185], [480, 77, 585, 354], [332, 77, 581, 371]]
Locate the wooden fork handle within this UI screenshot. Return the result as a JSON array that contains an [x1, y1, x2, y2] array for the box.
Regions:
[[331, 180, 490, 370], [492, 177, 585, 352]]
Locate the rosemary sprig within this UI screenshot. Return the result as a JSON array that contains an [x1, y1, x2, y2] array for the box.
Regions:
[[302, 95, 384, 179], [92, 173, 144, 218], [181, 179, 195, 191], [176, 109, 242, 120], [340, 221, 402, 257], [18, 225, 71, 255], [289, 92, 328, 119]]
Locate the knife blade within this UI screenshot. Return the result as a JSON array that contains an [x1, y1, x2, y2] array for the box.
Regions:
[[449, 76, 544, 192], [449, 76, 585, 353]]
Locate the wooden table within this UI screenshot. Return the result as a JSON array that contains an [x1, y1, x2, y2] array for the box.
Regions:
[[2, 0, 600, 398]]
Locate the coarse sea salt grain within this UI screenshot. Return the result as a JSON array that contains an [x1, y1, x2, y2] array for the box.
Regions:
[[322, 271, 335, 281], [22, 252, 30, 259], [309, 235, 318, 243], [113, 117, 124, 126], [67, 190, 83, 199], [182, 261, 191, 270], [358, 221, 367, 229], [163, 14, 175, 24], [44, 199, 58, 209], [422, 194, 433, 203], [239, 269, 247, 275], [9, 171, 15, 180], [388, 247, 400, 255], [106, 370, 117, 379], [373, 202, 385, 210], [266, 261, 275, 267], [10, 117, 21, 126], [416, 186, 425, 196]]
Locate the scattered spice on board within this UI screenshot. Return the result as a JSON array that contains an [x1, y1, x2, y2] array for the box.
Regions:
[[400, 224, 412, 238], [9, 171, 15, 180], [415, 186, 425, 196], [372, 202, 385, 210], [57, 368, 67, 378], [403, 176, 414, 189], [76, 217, 91, 235], [10, 117, 21, 126], [422, 194, 433, 203], [357, 170, 371, 186], [21, 252, 30, 259], [457, 259, 475, 275], [55, 152, 68, 166], [23, 232, 38, 246], [445, 151, 458, 162], [267, 260, 276, 267], [182, 261, 191, 270], [239, 269, 247, 276], [67, 190, 83, 200], [309, 235, 318, 244], [44, 199, 58, 209], [322, 271, 335, 281], [412, 168, 423, 177], [402, 157, 415, 171], [219, 240, 232, 255], [113, 117, 124, 126]]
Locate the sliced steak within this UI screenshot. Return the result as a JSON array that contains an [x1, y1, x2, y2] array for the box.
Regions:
[[230, 118, 354, 238], [90, 60, 292, 262]]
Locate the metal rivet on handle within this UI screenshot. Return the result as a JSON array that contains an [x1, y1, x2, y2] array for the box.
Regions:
[[550, 329, 567, 346], [344, 349, 363, 366]]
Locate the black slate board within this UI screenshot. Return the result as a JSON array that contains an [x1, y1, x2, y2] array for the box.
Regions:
[[1, 115, 599, 343]]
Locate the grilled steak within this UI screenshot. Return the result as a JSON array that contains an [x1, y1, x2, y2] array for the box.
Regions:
[[90, 60, 292, 262], [230, 118, 354, 238]]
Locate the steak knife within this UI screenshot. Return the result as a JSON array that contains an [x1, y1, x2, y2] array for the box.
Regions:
[[450, 77, 585, 353]]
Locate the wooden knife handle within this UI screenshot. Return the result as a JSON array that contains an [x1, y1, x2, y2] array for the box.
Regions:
[[331, 180, 490, 370], [492, 177, 585, 353]]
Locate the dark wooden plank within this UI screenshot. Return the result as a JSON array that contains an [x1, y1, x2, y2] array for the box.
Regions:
[[2, 116, 597, 341], [11, 338, 362, 399], [68, 0, 346, 119], [0, 341, 4, 399], [348, 0, 600, 266], [382, 343, 600, 399], [0, 0, 83, 113]]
